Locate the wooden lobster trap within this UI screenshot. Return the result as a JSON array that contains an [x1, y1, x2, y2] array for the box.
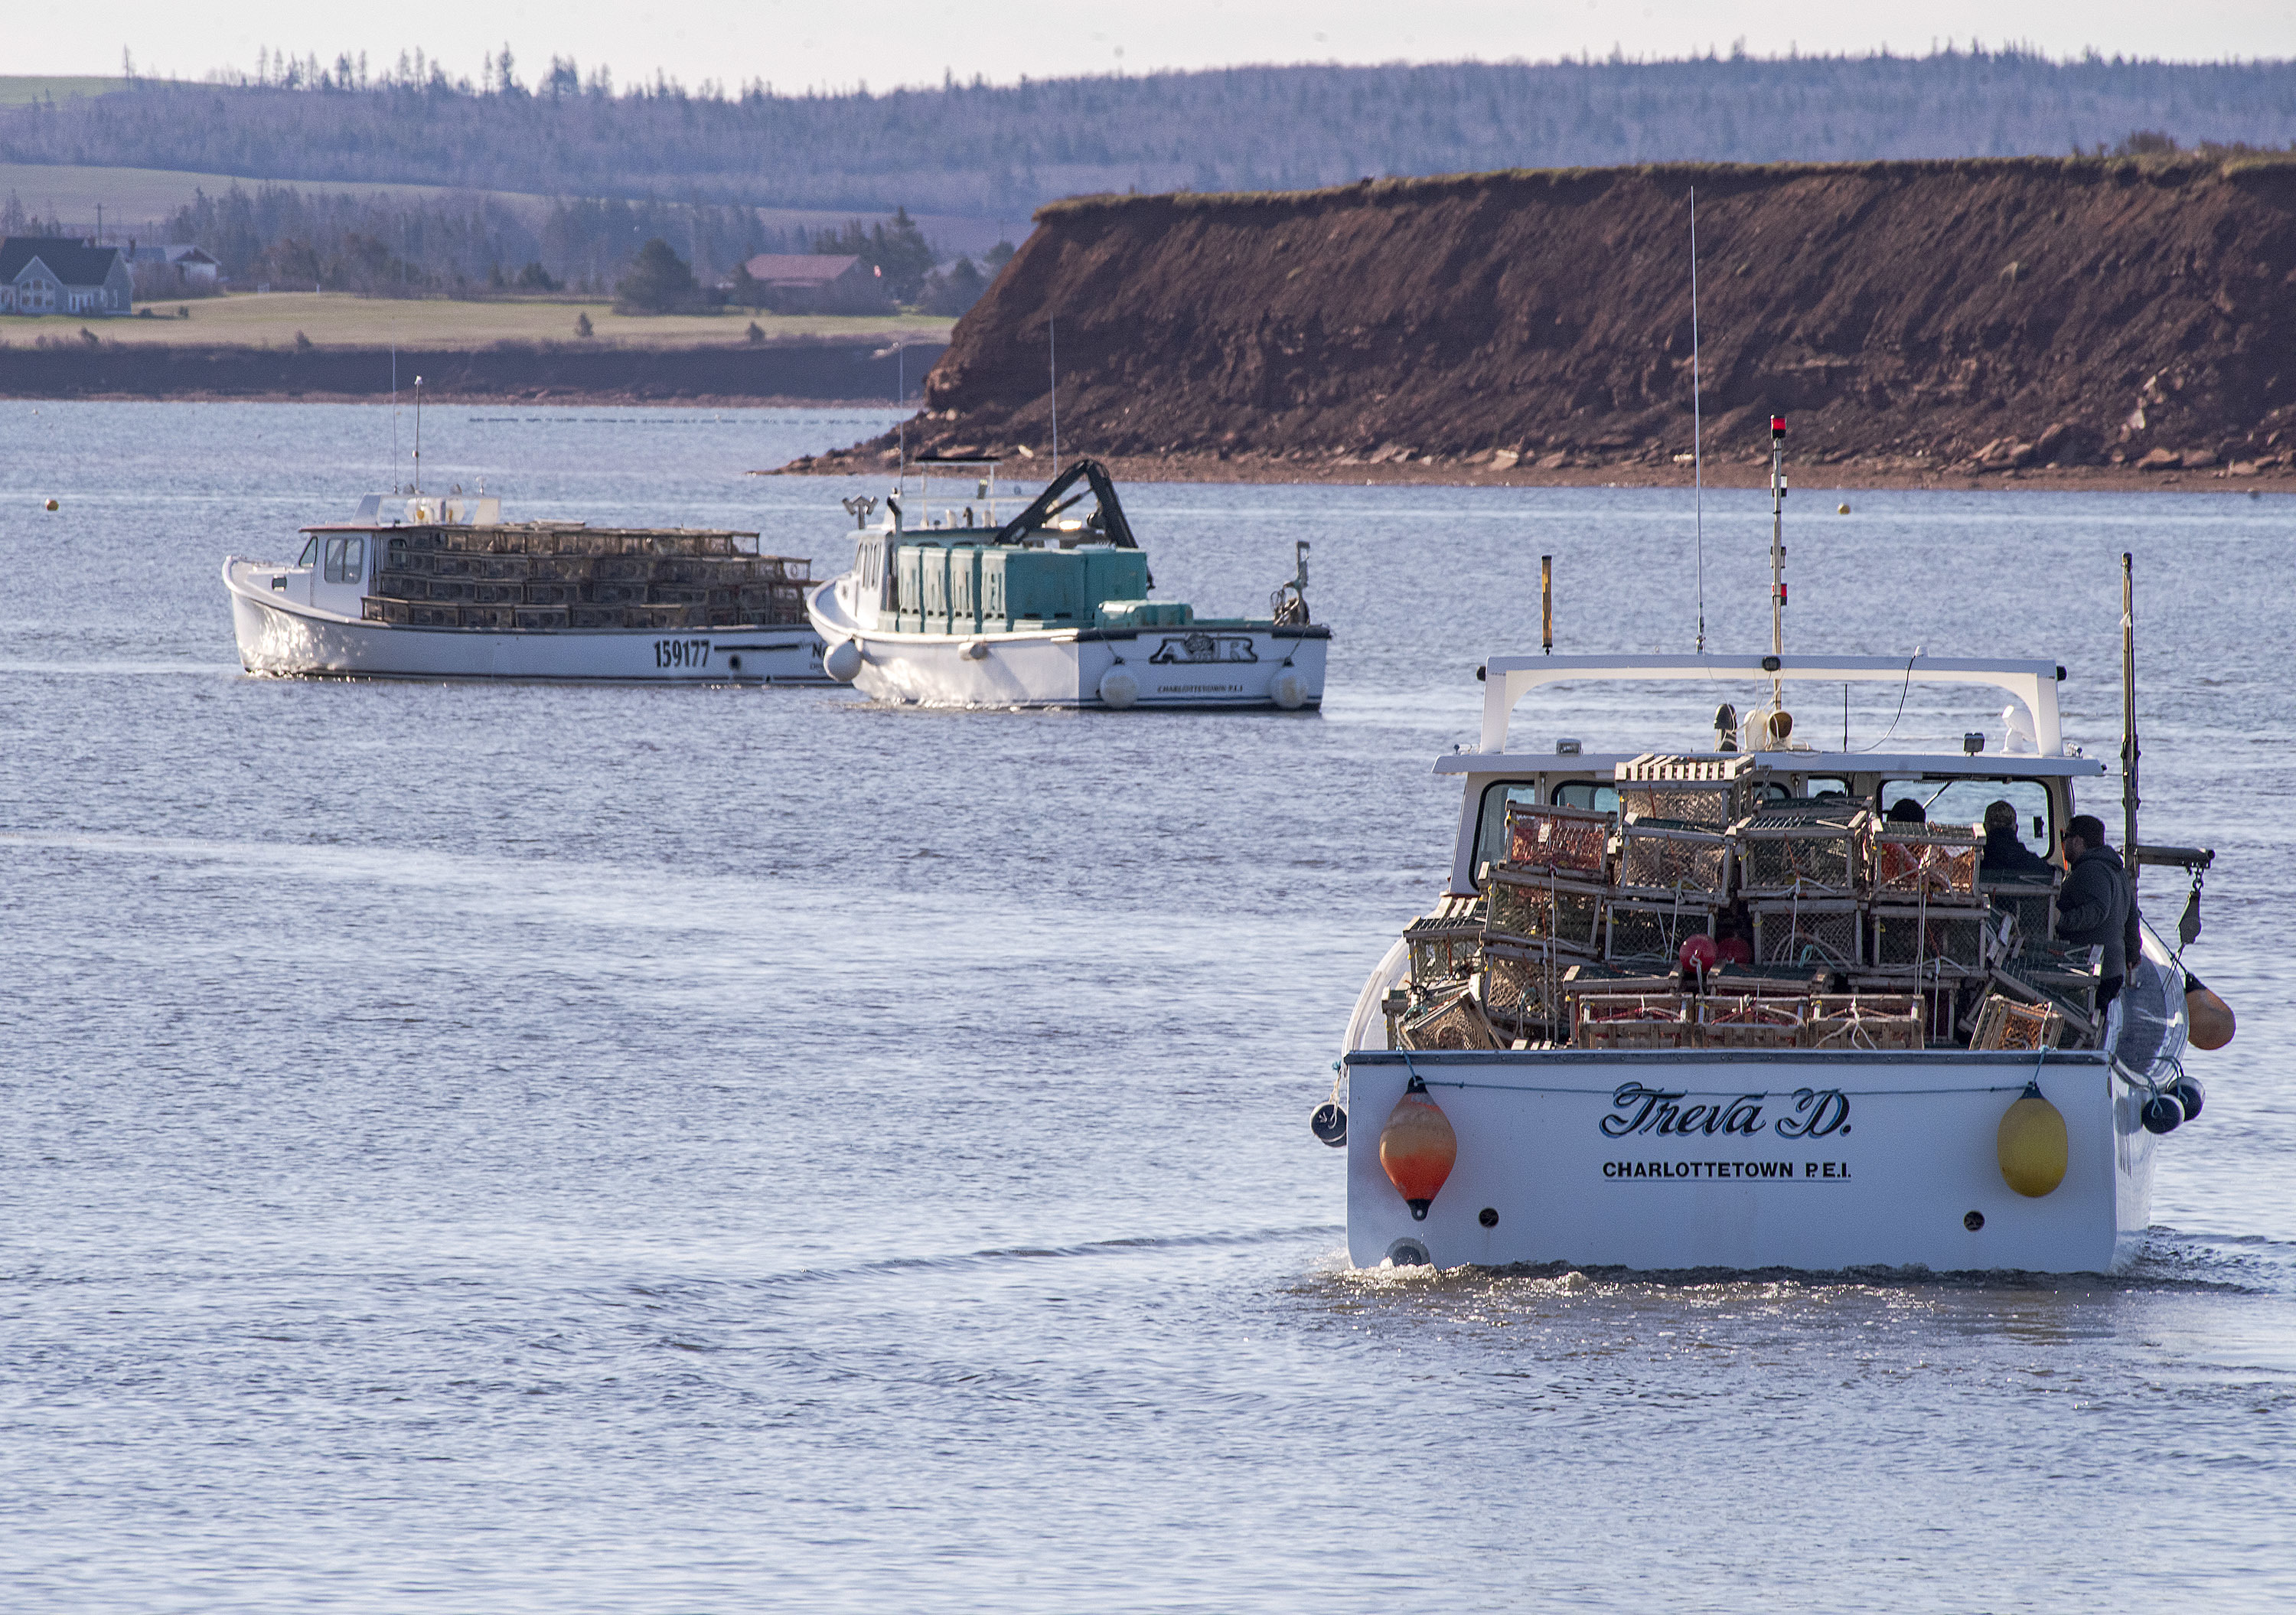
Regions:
[[1698, 994, 1807, 1050], [1869, 905, 2002, 974], [1477, 941, 1580, 1037], [1746, 899, 1864, 971], [1403, 909, 1485, 987], [1735, 805, 1869, 898], [1805, 993, 1925, 1051], [1504, 801, 1613, 879], [1615, 824, 1733, 898], [1968, 993, 2066, 1051], [1574, 992, 1694, 1050], [1483, 867, 1606, 954], [1855, 970, 1975, 1049], [1991, 941, 2105, 1042], [1867, 824, 1984, 904], [1401, 984, 1501, 1051], [1980, 876, 2060, 951], [1605, 895, 1717, 965], [1616, 754, 1755, 830]]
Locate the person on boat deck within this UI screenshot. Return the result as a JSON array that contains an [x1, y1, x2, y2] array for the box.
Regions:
[[1884, 798, 1926, 824], [2056, 814, 2140, 1009], [1981, 799, 2055, 880]]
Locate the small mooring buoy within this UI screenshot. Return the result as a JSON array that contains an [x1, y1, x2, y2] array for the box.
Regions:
[[1837, 502, 1851, 515], [44, 498, 59, 511], [1997, 1082, 2068, 1197], [1379, 1074, 1458, 1220]]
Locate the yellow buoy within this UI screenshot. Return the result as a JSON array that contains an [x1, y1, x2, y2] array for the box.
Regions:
[[1997, 1084, 2068, 1198], [1838, 502, 1851, 514]]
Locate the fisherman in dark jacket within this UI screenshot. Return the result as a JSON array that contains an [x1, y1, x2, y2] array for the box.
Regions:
[[2056, 814, 2135, 1007], [1981, 799, 2056, 880]]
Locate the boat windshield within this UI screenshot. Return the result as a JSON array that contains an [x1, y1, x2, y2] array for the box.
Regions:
[[1880, 776, 2053, 852]]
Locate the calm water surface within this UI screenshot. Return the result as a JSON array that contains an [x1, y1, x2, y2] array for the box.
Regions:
[[3, 401, 2293, 1610]]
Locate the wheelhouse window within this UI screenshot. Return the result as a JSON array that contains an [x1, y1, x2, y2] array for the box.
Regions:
[[297, 535, 321, 567], [1880, 777, 2053, 854], [1471, 780, 1619, 881], [321, 535, 367, 584]]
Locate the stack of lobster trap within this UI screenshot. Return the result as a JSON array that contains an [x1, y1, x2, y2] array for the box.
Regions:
[[1384, 752, 2090, 1053], [362, 524, 812, 631]]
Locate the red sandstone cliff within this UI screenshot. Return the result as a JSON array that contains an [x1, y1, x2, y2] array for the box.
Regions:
[[804, 156, 2296, 481]]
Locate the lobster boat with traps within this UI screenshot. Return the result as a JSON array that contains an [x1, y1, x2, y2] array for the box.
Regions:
[[223, 492, 827, 683], [807, 455, 1330, 709], [1316, 431, 2229, 1274]]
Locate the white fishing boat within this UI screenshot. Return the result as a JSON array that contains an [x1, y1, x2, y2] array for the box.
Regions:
[[807, 455, 1330, 709], [1322, 430, 2226, 1275], [223, 492, 827, 683]]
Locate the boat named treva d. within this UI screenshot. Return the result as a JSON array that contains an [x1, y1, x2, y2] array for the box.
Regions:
[[224, 491, 827, 682], [807, 455, 1331, 708], [1329, 645, 2223, 1276]]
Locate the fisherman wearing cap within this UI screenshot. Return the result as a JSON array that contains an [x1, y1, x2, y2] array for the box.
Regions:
[[1980, 799, 2055, 880]]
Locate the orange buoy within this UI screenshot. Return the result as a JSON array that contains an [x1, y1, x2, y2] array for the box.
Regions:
[[2187, 985, 2236, 1051], [1380, 1074, 1458, 1221]]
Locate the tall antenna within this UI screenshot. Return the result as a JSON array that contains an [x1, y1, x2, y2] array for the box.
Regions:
[[1049, 315, 1060, 479], [2122, 552, 2141, 876], [413, 375, 423, 494], [1768, 413, 1788, 716], [390, 340, 398, 491], [897, 343, 906, 481], [1690, 187, 1706, 654]]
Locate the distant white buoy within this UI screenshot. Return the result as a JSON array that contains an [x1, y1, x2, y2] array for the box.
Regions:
[[1097, 666, 1140, 709], [1268, 667, 1309, 710], [822, 638, 863, 683]]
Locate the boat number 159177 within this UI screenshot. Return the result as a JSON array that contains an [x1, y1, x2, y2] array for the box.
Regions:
[[654, 638, 711, 669]]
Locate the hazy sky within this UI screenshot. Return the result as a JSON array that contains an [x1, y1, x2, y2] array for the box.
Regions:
[[30, 2, 2296, 92]]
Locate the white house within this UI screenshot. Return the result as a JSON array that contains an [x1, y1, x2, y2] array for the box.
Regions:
[[0, 237, 133, 315]]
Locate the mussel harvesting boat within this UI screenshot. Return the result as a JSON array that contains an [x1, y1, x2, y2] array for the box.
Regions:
[[224, 492, 827, 682], [807, 455, 1330, 709]]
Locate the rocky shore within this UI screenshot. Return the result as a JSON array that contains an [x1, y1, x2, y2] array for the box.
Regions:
[[789, 156, 2296, 490]]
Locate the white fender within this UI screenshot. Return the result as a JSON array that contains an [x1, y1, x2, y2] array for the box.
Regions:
[[1098, 666, 1140, 709], [823, 638, 864, 683]]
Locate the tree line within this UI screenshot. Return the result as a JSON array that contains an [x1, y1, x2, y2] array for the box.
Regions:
[[5, 49, 2294, 219]]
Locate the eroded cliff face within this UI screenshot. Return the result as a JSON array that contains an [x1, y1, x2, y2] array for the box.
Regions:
[[836, 158, 2296, 478]]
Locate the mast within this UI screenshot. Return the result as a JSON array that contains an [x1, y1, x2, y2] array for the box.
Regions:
[[2122, 551, 2140, 877], [1690, 188, 1705, 654], [1769, 414, 1787, 714]]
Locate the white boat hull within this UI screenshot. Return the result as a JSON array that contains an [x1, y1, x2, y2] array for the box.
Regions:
[[1342, 1047, 2153, 1274], [807, 577, 1328, 709], [225, 559, 830, 683]]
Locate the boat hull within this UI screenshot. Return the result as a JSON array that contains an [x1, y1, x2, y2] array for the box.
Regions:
[[807, 578, 1328, 709], [225, 559, 830, 683], [1342, 1047, 2154, 1274]]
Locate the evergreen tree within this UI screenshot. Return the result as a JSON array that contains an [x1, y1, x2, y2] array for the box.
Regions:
[[615, 237, 698, 313]]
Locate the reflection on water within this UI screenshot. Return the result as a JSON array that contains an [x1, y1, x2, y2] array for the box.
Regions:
[[2, 402, 2292, 1610]]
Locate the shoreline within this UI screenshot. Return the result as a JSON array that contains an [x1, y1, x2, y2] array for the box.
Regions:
[[776, 447, 2296, 494]]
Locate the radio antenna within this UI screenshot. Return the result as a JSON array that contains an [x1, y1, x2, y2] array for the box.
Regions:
[[1049, 314, 1060, 480], [1690, 188, 1706, 654]]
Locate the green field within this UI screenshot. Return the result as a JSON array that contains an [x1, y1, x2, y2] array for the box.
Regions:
[[0, 77, 126, 106], [0, 289, 954, 349]]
